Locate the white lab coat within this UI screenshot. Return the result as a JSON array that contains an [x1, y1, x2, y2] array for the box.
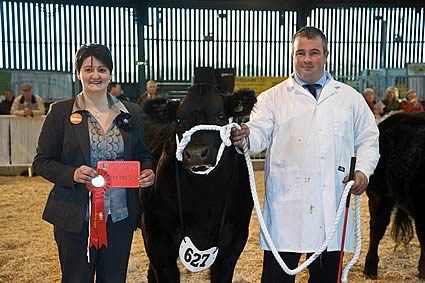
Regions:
[[248, 74, 380, 253]]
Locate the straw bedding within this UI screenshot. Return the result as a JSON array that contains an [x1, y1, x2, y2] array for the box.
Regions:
[[0, 172, 421, 282]]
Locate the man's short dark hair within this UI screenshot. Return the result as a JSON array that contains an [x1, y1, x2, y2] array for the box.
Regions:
[[108, 82, 120, 92], [75, 44, 113, 73], [292, 26, 328, 53]]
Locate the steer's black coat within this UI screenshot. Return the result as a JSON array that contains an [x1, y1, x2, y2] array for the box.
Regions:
[[364, 112, 425, 280], [140, 84, 256, 282]]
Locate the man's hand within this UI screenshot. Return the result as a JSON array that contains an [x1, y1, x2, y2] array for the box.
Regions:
[[23, 107, 33, 117], [343, 170, 368, 195], [230, 124, 250, 148]]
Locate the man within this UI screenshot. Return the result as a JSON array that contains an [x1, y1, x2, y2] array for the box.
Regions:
[[11, 84, 45, 117], [0, 88, 15, 114], [231, 26, 379, 283], [109, 82, 129, 101], [137, 80, 160, 106]]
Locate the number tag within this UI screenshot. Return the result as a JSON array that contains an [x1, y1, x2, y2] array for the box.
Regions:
[[178, 236, 219, 272]]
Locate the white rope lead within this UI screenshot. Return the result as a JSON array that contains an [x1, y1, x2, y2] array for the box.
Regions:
[[342, 193, 362, 282], [86, 191, 91, 263], [240, 131, 362, 282], [175, 122, 361, 282]]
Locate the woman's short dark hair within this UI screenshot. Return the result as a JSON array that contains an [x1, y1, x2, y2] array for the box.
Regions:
[[75, 44, 113, 73]]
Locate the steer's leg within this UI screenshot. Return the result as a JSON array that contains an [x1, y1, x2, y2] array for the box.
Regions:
[[147, 263, 156, 283], [415, 218, 425, 279], [363, 191, 394, 279], [143, 229, 180, 283], [148, 255, 179, 283], [210, 223, 250, 283]]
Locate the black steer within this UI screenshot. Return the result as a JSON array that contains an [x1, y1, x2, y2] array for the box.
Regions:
[[140, 84, 256, 283], [364, 112, 425, 280]]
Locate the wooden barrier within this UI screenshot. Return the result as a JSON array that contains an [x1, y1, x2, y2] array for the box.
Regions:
[[0, 115, 45, 176]]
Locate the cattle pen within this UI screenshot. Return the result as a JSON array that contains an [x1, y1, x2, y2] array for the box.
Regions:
[[0, 171, 422, 283]]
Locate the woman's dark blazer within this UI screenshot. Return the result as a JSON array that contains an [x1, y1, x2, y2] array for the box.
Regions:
[[33, 98, 152, 233]]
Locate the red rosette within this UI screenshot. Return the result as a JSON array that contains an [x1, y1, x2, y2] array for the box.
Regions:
[[86, 169, 111, 249], [86, 168, 111, 193]]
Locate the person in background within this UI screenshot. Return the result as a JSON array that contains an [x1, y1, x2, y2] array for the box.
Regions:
[[363, 88, 376, 113], [136, 80, 160, 106], [0, 88, 15, 114], [231, 26, 380, 283], [401, 89, 424, 112], [10, 84, 45, 117], [33, 44, 155, 282], [109, 82, 129, 101], [381, 86, 401, 115]]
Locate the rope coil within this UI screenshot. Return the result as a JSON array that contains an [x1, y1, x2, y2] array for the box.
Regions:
[[175, 122, 361, 282]]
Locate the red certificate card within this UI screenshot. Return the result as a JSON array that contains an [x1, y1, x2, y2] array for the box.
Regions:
[[97, 161, 140, 188]]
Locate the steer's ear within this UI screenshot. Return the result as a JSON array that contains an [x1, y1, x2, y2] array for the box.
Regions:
[[142, 97, 180, 123], [225, 89, 257, 118]]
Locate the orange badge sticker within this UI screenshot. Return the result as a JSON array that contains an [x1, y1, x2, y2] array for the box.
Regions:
[[70, 113, 83, 125]]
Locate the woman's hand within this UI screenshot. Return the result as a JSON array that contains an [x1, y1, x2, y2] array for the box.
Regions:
[[74, 165, 97, 184], [138, 169, 155, 188]]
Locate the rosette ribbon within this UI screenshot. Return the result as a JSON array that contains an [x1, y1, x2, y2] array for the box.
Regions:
[[86, 168, 111, 249]]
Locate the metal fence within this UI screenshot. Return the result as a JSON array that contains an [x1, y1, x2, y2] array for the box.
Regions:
[[359, 72, 425, 101], [0, 1, 139, 83], [146, 6, 425, 82], [0, 2, 424, 85], [310, 8, 425, 80], [143, 8, 297, 81]]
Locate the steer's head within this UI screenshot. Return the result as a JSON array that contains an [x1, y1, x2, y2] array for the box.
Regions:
[[176, 84, 225, 172], [176, 84, 256, 172], [142, 83, 256, 172]]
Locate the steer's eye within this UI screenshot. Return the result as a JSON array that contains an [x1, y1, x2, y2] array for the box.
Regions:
[[176, 118, 181, 124], [216, 114, 228, 126]]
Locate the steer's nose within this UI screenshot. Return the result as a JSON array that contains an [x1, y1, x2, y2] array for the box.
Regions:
[[183, 145, 211, 167]]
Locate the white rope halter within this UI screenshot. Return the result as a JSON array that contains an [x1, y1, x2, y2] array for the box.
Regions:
[[175, 122, 361, 282], [175, 118, 237, 175]]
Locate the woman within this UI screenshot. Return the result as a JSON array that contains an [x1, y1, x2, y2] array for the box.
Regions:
[[401, 89, 424, 112], [381, 86, 401, 114], [33, 44, 154, 282]]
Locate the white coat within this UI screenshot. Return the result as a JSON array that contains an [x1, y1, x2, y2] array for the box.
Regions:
[[247, 74, 380, 253]]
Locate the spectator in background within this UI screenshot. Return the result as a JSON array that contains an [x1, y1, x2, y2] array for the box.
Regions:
[[363, 88, 376, 113], [0, 88, 15, 114], [109, 82, 129, 101], [11, 84, 45, 117], [381, 86, 401, 115], [137, 80, 160, 106], [401, 89, 424, 112]]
